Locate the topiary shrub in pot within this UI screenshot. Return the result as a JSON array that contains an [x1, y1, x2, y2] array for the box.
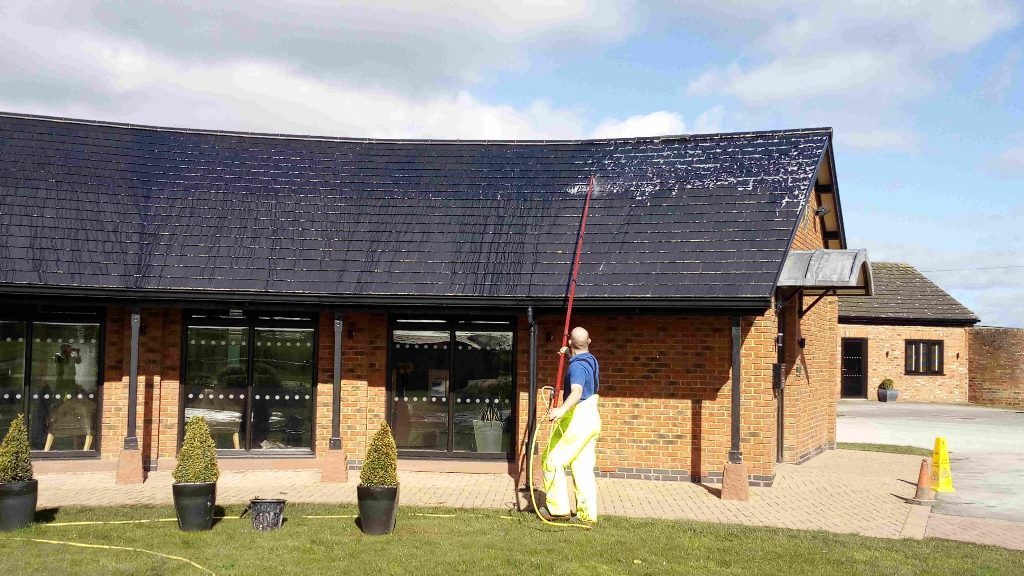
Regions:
[[357, 422, 399, 535], [0, 415, 36, 531], [877, 379, 899, 402], [173, 416, 220, 531]]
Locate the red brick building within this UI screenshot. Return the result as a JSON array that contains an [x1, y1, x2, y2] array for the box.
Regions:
[[0, 113, 869, 488], [839, 263, 979, 403]]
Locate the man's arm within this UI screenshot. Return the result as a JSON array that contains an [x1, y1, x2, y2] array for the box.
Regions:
[[549, 384, 583, 421]]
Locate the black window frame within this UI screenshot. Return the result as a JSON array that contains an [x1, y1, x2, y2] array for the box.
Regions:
[[386, 315, 518, 460], [180, 310, 318, 457], [0, 307, 105, 460], [905, 339, 944, 376]]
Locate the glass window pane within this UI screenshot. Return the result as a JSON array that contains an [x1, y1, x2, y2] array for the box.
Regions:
[[391, 330, 449, 451], [932, 343, 942, 373], [184, 327, 248, 450], [0, 322, 26, 434], [905, 342, 915, 373], [29, 323, 100, 451], [252, 328, 314, 450], [453, 331, 513, 453]]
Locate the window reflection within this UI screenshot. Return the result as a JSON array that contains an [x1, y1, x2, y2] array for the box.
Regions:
[[0, 322, 26, 435], [252, 329, 313, 449], [390, 323, 514, 454], [183, 320, 316, 451], [184, 327, 248, 449], [453, 331, 513, 453], [391, 330, 449, 451], [28, 323, 100, 452]]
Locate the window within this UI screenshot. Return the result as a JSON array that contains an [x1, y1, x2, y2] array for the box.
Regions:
[[183, 312, 316, 452], [905, 340, 944, 375], [389, 319, 514, 456], [1, 314, 103, 454]]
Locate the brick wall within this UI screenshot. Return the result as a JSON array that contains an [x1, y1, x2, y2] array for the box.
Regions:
[[838, 323, 970, 402], [779, 295, 838, 463], [514, 312, 779, 483], [322, 311, 389, 461], [91, 303, 839, 483], [969, 327, 1024, 409], [779, 181, 840, 463], [102, 307, 182, 465]]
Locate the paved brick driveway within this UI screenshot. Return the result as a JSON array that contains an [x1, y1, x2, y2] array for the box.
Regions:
[[36, 450, 927, 540]]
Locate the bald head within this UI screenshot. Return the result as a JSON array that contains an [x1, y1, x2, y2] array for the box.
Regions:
[[569, 327, 591, 353]]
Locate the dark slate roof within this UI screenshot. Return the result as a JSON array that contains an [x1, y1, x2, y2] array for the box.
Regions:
[[839, 262, 979, 325], [0, 112, 832, 307]]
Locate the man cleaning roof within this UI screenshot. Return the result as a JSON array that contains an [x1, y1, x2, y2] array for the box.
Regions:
[[542, 326, 601, 523]]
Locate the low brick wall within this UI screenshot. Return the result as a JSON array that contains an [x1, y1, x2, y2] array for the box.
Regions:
[[969, 327, 1024, 409]]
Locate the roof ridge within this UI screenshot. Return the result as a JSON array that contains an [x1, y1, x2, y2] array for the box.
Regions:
[[0, 109, 832, 146]]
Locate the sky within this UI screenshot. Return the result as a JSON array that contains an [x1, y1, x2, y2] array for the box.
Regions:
[[1, 0, 1022, 326]]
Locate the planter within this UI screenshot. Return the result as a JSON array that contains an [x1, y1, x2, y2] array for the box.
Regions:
[[0, 480, 38, 531], [172, 482, 217, 531], [357, 485, 399, 535], [877, 389, 899, 402], [473, 420, 504, 453], [247, 498, 286, 531]]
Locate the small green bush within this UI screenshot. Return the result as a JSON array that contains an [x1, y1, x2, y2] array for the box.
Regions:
[[0, 414, 33, 484], [173, 416, 220, 484], [360, 422, 398, 487], [879, 379, 895, 390]]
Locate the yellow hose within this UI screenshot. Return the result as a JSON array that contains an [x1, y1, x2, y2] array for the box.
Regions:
[[7, 537, 216, 575]]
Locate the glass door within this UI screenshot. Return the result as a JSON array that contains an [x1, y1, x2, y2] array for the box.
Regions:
[[391, 326, 450, 451], [390, 319, 514, 456], [183, 312, 316, 452]]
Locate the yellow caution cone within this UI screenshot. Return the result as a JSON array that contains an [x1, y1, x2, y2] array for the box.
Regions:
[[930, 437, 955, 493]]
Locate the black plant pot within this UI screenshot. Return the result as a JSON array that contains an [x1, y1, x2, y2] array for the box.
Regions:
[[0, 480, 38, 531], [172, 482, 217, 531], [357, 485, 399, 535]]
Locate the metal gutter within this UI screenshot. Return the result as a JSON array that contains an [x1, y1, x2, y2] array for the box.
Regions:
[[0, 284, 771, 313]]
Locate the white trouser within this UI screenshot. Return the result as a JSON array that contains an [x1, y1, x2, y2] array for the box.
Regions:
[[542, 395, 601, 521]]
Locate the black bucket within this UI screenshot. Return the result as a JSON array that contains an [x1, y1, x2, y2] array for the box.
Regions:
[[246, 498, 286, 531]]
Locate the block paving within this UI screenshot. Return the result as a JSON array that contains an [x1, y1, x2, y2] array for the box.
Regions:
[[34, 449, 1024, 550]]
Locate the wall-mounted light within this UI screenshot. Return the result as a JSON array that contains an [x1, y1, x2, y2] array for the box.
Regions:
[[545, 331, 554, 342], [814, 206, 830, 217], [347, 327, 356, 339]]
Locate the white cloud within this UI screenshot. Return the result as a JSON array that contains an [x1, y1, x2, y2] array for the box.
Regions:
[[681, 1, 1020, 153], [693, 105, 726, 133], [590, 111, 686, 138], [983, 45, 1021, 103], [2, 0, 640, 90], [840, 129, 919, 153], [687, 52, 912, 102], [991, 145, 1024, 177], [853, 239, 1024, 328]]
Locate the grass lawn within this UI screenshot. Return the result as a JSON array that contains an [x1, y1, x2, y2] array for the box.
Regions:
[[1, 504, 1021, 575], [837, 442, 934, 457]]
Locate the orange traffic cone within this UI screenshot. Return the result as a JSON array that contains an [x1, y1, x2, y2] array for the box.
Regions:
[[908, 458, 936, 506]]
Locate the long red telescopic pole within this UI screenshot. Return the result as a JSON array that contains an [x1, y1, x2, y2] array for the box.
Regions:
[[551, 175, 595, 408]]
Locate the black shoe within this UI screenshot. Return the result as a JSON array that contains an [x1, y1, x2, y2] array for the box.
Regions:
[[537, 506, 571, 521]]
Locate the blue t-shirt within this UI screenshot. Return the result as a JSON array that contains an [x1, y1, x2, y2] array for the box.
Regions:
[[564, 352, 599, 402]]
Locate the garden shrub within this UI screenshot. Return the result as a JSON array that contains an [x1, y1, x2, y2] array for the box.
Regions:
[[360, 422, 398, 487], [0, 414, 32, 484], [173, 416, 220, 484]]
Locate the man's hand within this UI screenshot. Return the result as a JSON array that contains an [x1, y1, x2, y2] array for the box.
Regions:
[[557, 346, 570, 356], [548, 406, 566, 421]]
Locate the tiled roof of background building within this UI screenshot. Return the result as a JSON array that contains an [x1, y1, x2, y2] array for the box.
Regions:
[[0, 112, 832, 306], [839, 262, 979, 325]]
